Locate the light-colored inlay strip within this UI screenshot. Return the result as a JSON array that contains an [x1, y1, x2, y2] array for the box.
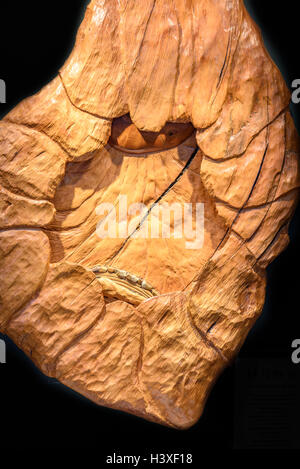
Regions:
[[90, 265, 160, 303]]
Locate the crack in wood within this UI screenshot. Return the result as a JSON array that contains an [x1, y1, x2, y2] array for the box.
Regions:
[[108, 145, 199, 263]]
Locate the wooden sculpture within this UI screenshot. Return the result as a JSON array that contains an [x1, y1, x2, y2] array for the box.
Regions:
[[0, 0, 299, 429]]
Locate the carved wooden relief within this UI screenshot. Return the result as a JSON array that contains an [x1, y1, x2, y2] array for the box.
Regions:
[[0, 0, 299, 428]]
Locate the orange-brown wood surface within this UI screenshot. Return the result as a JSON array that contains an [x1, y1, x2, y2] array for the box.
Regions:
[[0, 0, 299, 429]]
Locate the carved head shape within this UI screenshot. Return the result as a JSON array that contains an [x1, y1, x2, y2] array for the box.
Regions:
[[0, 0, 299, 428]]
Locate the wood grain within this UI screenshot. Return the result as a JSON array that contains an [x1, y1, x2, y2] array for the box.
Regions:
[[0, 0, 299, 428]]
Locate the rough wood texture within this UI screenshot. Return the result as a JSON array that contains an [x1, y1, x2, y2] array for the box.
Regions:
[[0, 0, 299, 429]]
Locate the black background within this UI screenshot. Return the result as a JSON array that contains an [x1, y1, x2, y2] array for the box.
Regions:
[[0, 0, 299, 453]]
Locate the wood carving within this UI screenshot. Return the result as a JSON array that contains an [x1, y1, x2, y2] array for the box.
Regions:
[[0, 0, 299, 429]]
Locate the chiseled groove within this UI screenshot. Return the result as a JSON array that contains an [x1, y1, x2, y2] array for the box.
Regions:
[[207, 320, 218, 335], [0, 174, 53, 204], [132, 319, 163, 422], [2, 267, 48, 332], [136, 322, 144, 380], [0, 120, 67, 202], [0, 185, 53, 206], [53, 292, 106, 375], [200, 105, 289, 163], [54, 157, 115, 216], [127, 0, 156, 78], [208, 87, 284, 260], [0, 178, 56, 207], [108, 145, 199, 263], [190, 109, 289, 293], [206, 124, 270, 261], [233, 147, 270, 227], [246, 114, 292, 247], [171, 0, 182, 114], [216, 187, 300, 213], [256, 223, 289, 265], [231, 228, 254, 248], [185, 99, 273, 292], [212, 18, 232, 107], [186, 307, 228, 364], [58, 73, 112, 122], [134, 322, 181, 430], [0, 226, 46, 234], [2, 118, 69, 161]]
